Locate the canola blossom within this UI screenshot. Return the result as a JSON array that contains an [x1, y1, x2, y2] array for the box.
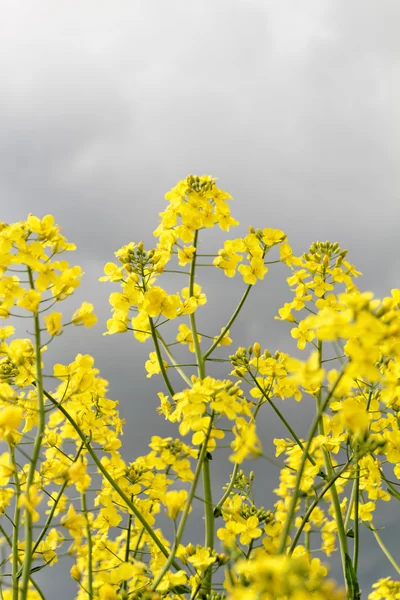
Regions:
[[0, 176, 399, 599]]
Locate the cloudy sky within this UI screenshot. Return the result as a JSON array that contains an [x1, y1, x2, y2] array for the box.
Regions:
[[1, 1, 400, 597]]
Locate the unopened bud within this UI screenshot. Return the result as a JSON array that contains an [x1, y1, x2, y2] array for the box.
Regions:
[[253, 342, 261, 357], [70, 565, 81, 582]]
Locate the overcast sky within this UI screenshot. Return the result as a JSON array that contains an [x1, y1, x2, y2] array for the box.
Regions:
[[1, 1, 400, 597]]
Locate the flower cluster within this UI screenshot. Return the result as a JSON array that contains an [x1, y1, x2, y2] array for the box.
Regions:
[[0, 178, 399, 600]]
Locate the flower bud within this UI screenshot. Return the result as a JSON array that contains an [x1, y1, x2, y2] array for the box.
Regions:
[[70, 565, 81, 582]]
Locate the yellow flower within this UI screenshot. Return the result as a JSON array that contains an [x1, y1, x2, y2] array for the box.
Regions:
[[213, 327, 232, 347], [239, 515, 262, 545], [131, 311, 151, 341], [61, 504, 87, 541], [71, 302, 97, 327], [369, 577, 400, 600], [230, 418, 262, 464], [67, 459, 91, 493], [354, 501, 375, 522], [262, 228, 286, 246], [18, 485, 42, 523], [176, 323, 201, 352], [99, 262, 125, 282], [94, 505, 122, 534], [0, 326, 14, 340], [26, 214, 56, 239], [280, 242, 294, 265], [275, 303, 296, 322], [98, 584, 118, 600], [0, 406, 23, 441], [104, 311, 128, 335], [142, 286, 180, 319], [145, 351, 168, 378], [17, 290, 42, 312], [70, 565, 81, 582], [164, 489, 188, 519], [291, 320, 315, 350], [238, 257, 268, 285], [188, 546, 216, 571], [339, 398, 370, 433], [0, 452, 14, 485], [156, 570, 188, 593], [44, 312, 63, 336], [178, 245, 196, 266]]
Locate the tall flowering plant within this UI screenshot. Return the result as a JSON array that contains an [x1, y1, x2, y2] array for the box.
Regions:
[[0, 175, 399, 600]]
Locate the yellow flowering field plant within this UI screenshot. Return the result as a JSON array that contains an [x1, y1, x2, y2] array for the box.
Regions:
[[1, 175, 400, 600]]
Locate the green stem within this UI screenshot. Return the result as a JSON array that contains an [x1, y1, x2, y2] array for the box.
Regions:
[[214, 463, 240, 518], [305, 497, 311, 553], [151, 415, 215, 591], [370, 524, 400, 574], [316, 342, 350, 592], [203, 285, 252, 360], [0, 526, 45, 600], [149, 317, 175, 396], [125, 513, 133, 562], [353, 464, 360, 571], [202, 458, 214, 549], [156, 332, 192, 386], [81, 493, 93, 598], [17, 443, 85, 578], [344, 472, 358, 533], [289, 460, 351, 553], [40, 387, 179, 569], [188, 230, 213, 597], [248, 372, 317, 467], [10, 445, 21, 600], [213, 393, 268, 519], [277, 370, 344, 553], [20, 268, 46, 600]]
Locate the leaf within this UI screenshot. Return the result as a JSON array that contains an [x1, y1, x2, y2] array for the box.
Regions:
[[344, 553, 361, 599]]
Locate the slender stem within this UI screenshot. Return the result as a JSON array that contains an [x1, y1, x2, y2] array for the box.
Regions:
[[20, 268, 46, 600], [214, 393, 268, 519], [202, 458, 214, 548], [305, 497, 311, 553], [156, 332, 192, 386], [125, 513, 132, 562], [188, 230, 213, 597], [149, 317, 175, 396], [19, 443, 85, 578], [353, 464, 360, 571], [0, 526, 45, 600], [203, 285, 252, 360], [188, 233, 205, 380], [10, 445, 20, 600], [40, 387, 179, 569], [151, 415, 215, 591], [81, 492, 93, 598], [289, 460, 351, 553], [277, 370, 344, 553], [248, 372, 317, 466], [370, 524, 400, 574], [214, 463, 240, 518], [344, 473, 358, 533], [316, 342, 350, 592]]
